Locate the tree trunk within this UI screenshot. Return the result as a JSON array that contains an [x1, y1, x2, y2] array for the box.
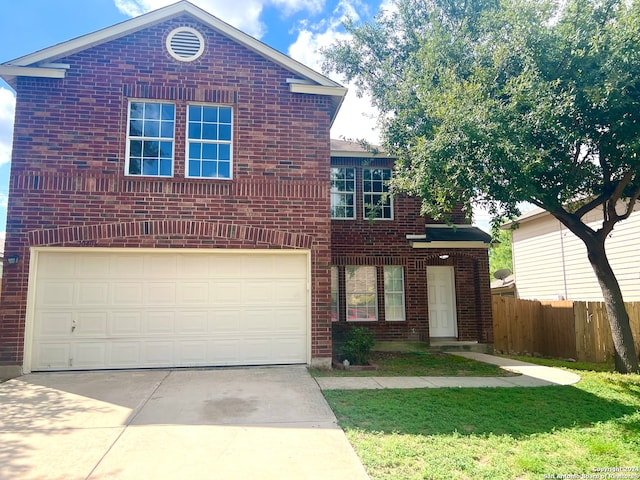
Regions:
[[585, 239, 639, 373]]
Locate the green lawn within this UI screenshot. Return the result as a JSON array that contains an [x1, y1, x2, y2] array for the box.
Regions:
[[324, 359, 640, 479], [311, 351, 514, 377]]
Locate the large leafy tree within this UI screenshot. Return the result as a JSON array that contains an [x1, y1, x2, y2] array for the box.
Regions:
[[324, 0, 640, 372]]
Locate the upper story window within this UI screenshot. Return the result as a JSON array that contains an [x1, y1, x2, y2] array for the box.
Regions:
[[187, 105, 233, 179], [363, 168, 393, 220], [330, 167, 356, 219], [126, 101, 175, 177]]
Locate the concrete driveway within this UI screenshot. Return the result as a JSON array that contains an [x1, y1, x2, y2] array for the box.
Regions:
[[0, 367, 369, 480]]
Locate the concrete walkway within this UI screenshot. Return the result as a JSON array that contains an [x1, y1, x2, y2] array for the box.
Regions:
[[315, 352, 581, 390]]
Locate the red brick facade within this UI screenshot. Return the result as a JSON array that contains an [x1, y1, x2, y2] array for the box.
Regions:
[[1, 14, 334, 370], [330, 156, 493, 345]]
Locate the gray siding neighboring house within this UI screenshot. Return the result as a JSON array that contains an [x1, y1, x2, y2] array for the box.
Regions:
[[504, 203, 640, 301]]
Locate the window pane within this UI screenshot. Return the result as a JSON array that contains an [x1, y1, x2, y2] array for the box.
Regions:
[[128, 158, 141, 175], [159, 142, 172, 159], [186, 104, 233, 179], [219, 107, 232, 123], [345, 266, 377, 321], [143, 159, 158, 176], [130, 103, 144, 119], [188, 123, 201, 139], [130, 140, 142, 157], [145, 103, 160, 119], [189, 143, 201, 160], [161, 104, 175, 120], [384, 266, 405, 321], [159, 159, 172, 176], [330, 168, 356, 219], [202, 123, 217, 140], [203, 106, 218, 122], [202, 161, 216, 177], [331, 266, 339, 322], [219, 124, 231, 141], [219, 144, 231, 160], [189, 159, 200, 177], [129, 120, 142, 136], [161, 121, 174, 138], [143, 141, 158, 158], [218, 161, 230, 178], [202, 143, 217, 160]]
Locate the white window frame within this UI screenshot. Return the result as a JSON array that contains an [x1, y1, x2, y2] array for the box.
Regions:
[[330, 167, 356, 219], [186, 103, 234, 180], [363, 168, 393, 220], [384, 266, 406, 321], [345, 266, 378, 322], [125, 100, 175, 178]]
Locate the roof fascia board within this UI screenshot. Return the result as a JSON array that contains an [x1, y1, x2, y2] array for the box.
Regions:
[[330, 150, 393, 159], [4, 1, 342, 89], [289, 83, 346, 97], [408, 240, 490, 249], [0, 65, 66, 79]]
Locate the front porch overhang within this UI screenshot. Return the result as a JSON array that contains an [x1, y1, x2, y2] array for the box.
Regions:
[[407, 224, 492, 249]]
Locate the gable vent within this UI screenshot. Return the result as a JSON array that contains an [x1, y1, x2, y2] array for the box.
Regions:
[[166, 27, 205, 62]]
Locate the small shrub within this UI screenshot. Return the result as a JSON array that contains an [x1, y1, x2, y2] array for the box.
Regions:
[[341, 327, 375, 365]]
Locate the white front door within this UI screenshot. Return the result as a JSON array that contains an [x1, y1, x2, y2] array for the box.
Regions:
[[427, 266, 458, 338]]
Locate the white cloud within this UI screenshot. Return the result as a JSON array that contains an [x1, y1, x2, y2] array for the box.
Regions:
[[0, 88, 16, 166], [287, 0, 380, 143], [114, 0, 324, 39]]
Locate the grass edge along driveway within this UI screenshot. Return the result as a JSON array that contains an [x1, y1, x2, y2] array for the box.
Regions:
[[322, 358, 640, 480]]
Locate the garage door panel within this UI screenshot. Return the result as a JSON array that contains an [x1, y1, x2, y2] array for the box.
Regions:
[[110, 343, 141, 366], [208, 310, 241, 332], [146, 255, 177, 277], [112, 255, 144, 276], [76, 312, 108, 336], [35, 312, 73, 336], [145, 311, 176, 335], [75, 343, 107, 368], [146, 283, 176, 304], [77, 282, 109, 306], [244, 281, 274, 304], [211, 281, 243, 303], [178, 282, 209, 304], [33, 343, 70, 370], [113, 283, 143, 304], [277, 309, 308, 332], [143, 342, 174, 365], [37, 282, 74, 307], [275, 281, 306, 303], [31, 250, 309, 371], [111, 312, 143, 336], [175, 311, 207, 334], [178, 341, 208, 365], [76, 255, 110, 277]]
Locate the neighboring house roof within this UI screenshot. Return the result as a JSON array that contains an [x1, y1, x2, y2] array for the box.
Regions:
[[501, 207, 547, 229], [0, 0, 346, 123], [407, 225, 492, 249]]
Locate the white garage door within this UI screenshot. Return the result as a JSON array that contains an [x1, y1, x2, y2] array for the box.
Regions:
[[28, 249, 309, 371]]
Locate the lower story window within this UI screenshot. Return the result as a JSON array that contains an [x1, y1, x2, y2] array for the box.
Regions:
[[346, 265, 377, 321], [384, 266, 406, 321], [331, 266, 339, 322]]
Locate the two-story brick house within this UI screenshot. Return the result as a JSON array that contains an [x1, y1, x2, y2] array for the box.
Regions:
[[0, 1, 492, 378]]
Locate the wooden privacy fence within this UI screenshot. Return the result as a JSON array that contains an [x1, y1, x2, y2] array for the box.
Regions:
[[492, 297, 640, 362]]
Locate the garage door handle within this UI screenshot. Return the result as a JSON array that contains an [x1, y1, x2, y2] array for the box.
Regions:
[[71, 320, 77, 333]]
